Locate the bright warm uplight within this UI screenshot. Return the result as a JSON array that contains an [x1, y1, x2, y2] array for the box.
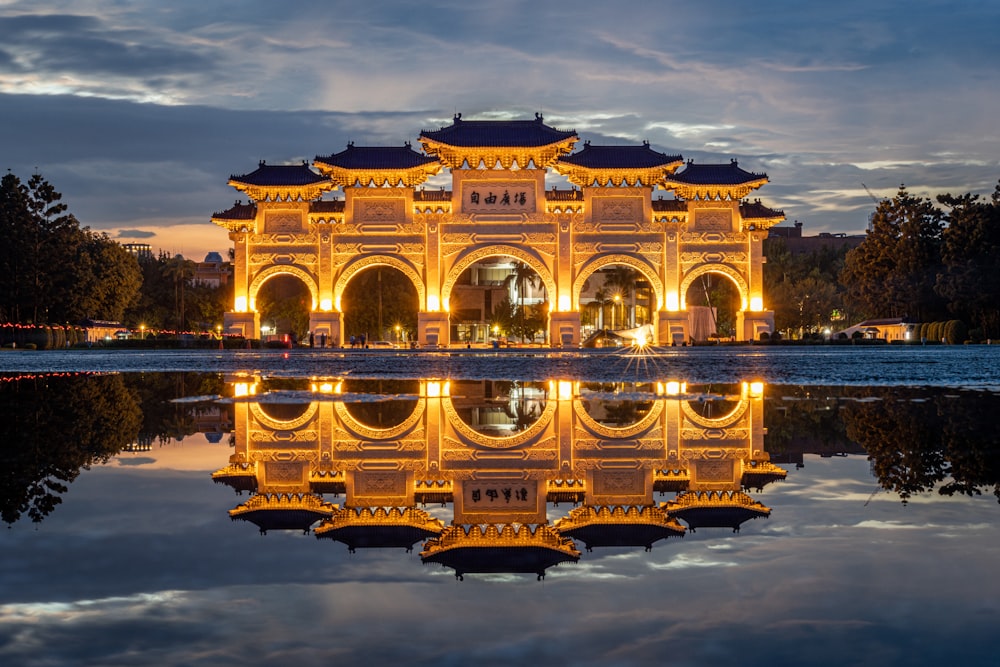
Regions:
[[665, 381, 681, 396], [233, 382, 255, 398], [666, 292, 679, 311], [425, 381, 442, 397], [557, 381, 574, 401], [749, 382, 765, 397], [558, 295, 571, 312], [234, 296, 248, 312], [320, 298, 333, 311], [634, 331, 648, 347], [427, 295, 440, 312], [750, 297, 764, 312]]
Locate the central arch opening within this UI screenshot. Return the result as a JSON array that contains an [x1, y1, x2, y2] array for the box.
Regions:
[[450, 255, 549, 345], [579, 264, 656, 347], [257, 274, 311, 344], [684, 272, 740, 342], [342, 265, 419, 346]]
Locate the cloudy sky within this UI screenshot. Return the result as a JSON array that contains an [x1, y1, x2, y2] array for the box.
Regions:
[[2, 0, 999, 260]]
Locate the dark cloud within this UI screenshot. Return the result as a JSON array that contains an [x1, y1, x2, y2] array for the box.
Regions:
[[0, 14, 209, 77], [116, 230, 156, 239]]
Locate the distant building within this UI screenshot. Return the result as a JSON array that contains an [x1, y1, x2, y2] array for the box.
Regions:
[[767, 221, 865, 255], [834, 318, 919, 342], [122, 243, 153, 260], [194, 251, 231, 287]]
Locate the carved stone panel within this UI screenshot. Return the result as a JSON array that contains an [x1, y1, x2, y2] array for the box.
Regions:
[[694, 210, 733, 232], [265, 211, 303, 233], [593, 197, 642, 222], [354, 199, 405, 223]]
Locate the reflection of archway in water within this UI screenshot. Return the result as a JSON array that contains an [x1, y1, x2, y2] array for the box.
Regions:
[[444, 381, 555, 448], [249, 401, 318, 431], [255, 273, 313, 340], [680, 385, 748, 427], [340, 264, 419, 344], [575, 383, 663, 439], [339, 380, 421, 430], [682, 268, 742, 341]]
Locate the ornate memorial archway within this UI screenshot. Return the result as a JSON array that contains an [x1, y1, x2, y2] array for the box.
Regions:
[[212, 116, 784, 345]]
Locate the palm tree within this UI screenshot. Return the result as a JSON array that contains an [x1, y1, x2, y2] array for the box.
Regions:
[[592, 287, 609, 330], [162, 255, 196, 331], [504, 262, 542, 343], [604, 266, 639, 328]]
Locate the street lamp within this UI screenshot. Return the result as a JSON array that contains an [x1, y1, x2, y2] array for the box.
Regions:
[[395, 324, 401, 345], [612, 294, 622, 331], [139, 324, 145, 341]]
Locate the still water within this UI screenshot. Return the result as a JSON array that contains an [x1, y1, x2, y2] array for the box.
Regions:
[[1, 347, 999, 666]]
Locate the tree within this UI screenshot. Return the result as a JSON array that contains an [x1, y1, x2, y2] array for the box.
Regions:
[[342, 266, 418, 341], [0, 171, 140, 325], [935, 183, 1000, 339], [840, 186, 946, 322]]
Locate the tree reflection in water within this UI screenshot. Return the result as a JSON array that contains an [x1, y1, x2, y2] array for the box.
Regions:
[[0, 372, 141, 524]]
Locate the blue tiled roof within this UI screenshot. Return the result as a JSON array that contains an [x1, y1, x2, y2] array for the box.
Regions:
[[670, 160, 767, 185], [212, 200, 257, 219], [230, 162, 328, 186], [558, 142, 682, 169], [652, 198, 687, 212], [740, 199, 784, 219], [420, 113, 576, 147], [316, 143, 438, 170], [309, 200, 346, 213]]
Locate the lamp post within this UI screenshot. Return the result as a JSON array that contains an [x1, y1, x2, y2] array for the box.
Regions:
[[139, 324, 145, 343], [613, 293, 621, 331], [395, 324, 401, 346]]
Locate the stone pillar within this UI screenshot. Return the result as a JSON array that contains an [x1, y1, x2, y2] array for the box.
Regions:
[[658, 311, 688, 346], [224, 311, 259, 339], [418, 311, 450, 347], [549, 311, 581, 347], [309, 311, 343, 347], [737, 310, 774, 342]]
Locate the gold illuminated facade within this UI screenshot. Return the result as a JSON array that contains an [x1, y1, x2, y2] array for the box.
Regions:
[[212, 115, 784, 345], [215, 377, 784, 579]]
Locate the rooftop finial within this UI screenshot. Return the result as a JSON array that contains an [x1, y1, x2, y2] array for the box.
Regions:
[[454, 112, 462, 121], [535, 112, 543, 122], [259, 159, 266, 167]]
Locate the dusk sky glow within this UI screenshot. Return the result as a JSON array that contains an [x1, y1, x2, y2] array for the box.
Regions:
[[2, 0, 999, 260]]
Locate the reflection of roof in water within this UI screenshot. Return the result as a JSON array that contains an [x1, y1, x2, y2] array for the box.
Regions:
[[212, 463, 257, 493], [315, 507, 444, 552], [228, 492, 336, 534], [742, 461, 788, 491], [663, 491, 770, 533], [554, 505, 686, 551], [421, 524, 580, 580]]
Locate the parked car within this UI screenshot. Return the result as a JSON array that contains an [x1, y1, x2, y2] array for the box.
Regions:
[[369, 340, 393, 348]]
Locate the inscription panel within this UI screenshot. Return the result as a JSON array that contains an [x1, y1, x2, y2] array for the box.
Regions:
[[461, 180, 535, 214]]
